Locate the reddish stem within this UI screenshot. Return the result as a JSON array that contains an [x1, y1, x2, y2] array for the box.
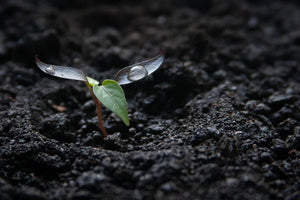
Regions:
[[86, 83, 107, 137]]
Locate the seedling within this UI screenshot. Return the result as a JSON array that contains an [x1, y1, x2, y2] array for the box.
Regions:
[[35, 50, 165, 137]]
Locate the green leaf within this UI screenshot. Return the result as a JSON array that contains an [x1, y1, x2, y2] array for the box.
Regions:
[[87, 76, 99, 87], [93, 79, 129, 126]]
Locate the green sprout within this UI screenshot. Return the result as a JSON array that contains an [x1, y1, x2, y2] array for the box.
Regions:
[[35, 50, 165, 137]]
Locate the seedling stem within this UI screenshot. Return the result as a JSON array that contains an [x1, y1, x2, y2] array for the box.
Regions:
[[85, 83, 107, 137]]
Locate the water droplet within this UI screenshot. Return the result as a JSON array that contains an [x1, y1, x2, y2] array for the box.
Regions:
[[127, 65, 148, 81], [45, 65, 55, 75]]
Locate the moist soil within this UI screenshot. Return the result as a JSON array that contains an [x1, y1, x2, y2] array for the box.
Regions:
[[0, 0, 299, 199]]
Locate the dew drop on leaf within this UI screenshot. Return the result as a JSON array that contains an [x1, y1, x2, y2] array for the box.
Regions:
[[35, 56, 87, 82], [114, 49, 165, 85], [45, 65, 55, 75], [127, 65, 148, 81]]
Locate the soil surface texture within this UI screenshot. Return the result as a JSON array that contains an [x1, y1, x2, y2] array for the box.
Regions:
[[0, 0, 299, 200]]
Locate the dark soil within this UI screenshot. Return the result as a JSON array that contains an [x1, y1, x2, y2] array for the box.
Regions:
[[0, 0, 299, 199]]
